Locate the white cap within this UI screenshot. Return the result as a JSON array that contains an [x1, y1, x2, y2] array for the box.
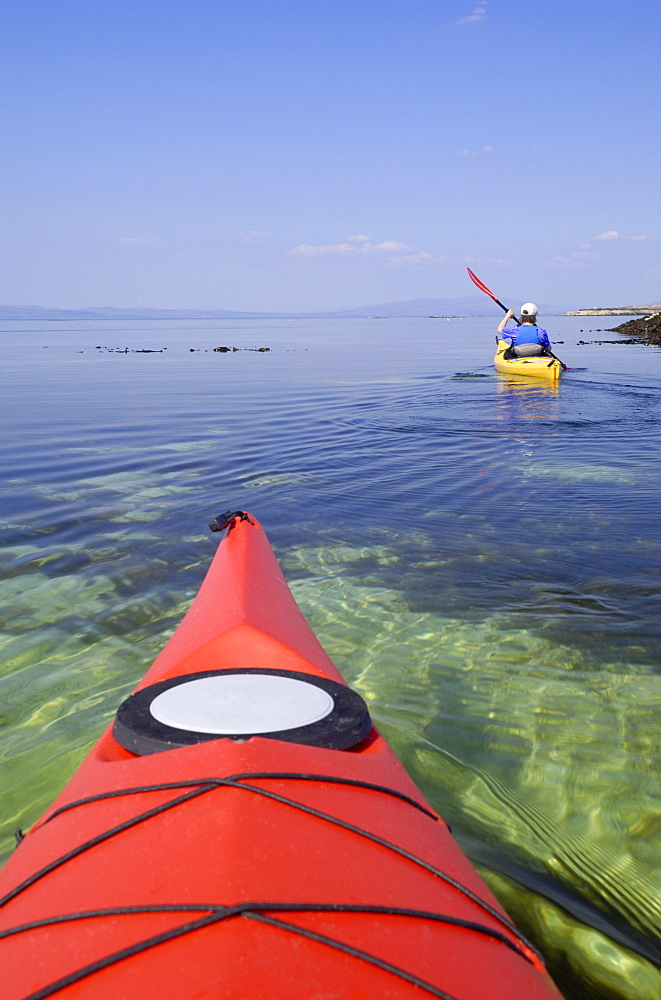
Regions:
[[520, 302, 538, 317]]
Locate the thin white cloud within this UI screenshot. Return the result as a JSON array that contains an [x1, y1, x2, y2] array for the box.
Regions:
[[241, 230, 270, 245], [541, 226, 648, 267], [289, 240, 409, 257], [459, 145, 493, 156], [457, 3, 488, 25], [588, 231, 647, 244], [116, 237, 164, 245], [289, 242, 359, 257], [572, 249, 601, 261], [288, 237, 446, 264], [393, 251, 450, 265], [374, 240, 411, 252], [542, 249, 601, 268]]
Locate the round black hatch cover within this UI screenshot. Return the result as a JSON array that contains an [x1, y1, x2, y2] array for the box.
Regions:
[[113, 668, 372, 755]]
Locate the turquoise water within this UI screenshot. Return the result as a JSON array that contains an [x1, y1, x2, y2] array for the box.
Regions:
[[1, 317, 660, 999]]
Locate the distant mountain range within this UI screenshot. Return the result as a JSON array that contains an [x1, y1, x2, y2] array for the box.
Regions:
[[0, 296, 570, 321]]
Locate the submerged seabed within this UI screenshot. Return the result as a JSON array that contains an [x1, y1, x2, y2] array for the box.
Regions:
[[1, 317, 660, 1000]]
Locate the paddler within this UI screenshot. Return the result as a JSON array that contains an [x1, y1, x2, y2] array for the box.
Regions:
[[497, 303, 552, 357]]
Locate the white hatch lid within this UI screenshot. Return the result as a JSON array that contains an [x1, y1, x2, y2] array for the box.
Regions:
[[149, 672, 335, 735]]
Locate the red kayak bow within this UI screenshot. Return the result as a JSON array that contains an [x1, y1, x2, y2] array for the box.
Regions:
[[0, 511, 565, 1000]]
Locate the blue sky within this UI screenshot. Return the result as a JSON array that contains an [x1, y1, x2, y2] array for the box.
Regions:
[[1, 1, 658, 311]]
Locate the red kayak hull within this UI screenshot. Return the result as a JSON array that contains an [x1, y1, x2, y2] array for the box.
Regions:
[[0, 513, 564, 999]]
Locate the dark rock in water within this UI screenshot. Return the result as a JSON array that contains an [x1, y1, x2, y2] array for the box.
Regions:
[[89, 344, 270, 355], [608, 313, 661, 343], [578, 338, 641, 345], [212, 346, 270, 352], [93, 345, 166, 353]]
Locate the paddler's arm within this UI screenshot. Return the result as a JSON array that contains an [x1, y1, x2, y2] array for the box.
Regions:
[[497, 309, 516, 336], [538, 327, 552, 349]]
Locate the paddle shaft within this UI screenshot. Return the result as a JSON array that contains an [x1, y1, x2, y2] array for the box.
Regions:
[[489, 296, 520, 325]]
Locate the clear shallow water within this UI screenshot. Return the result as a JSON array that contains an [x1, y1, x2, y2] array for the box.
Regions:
[[1, 317, 660, 999]]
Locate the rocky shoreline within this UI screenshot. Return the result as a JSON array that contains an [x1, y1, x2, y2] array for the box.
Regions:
[[565, 305, 661, 316], [607, 313, 661, 344]]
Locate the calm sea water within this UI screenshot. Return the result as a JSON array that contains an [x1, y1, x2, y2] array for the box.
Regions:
[[1, 316, 660, 999]]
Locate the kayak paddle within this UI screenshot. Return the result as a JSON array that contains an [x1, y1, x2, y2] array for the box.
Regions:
[[466, 267, 568, 370], [467, 268, 520, 326]]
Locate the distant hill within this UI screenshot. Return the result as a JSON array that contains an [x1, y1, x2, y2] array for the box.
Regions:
[[0, 296, 569, 321], [0, 304, 247, 321]]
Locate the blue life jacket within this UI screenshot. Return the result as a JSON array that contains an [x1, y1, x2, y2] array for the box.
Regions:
[[514, 324, 545, 345]]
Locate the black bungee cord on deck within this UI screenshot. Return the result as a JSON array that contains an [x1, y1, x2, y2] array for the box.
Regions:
[[1, 770, 546, 999]]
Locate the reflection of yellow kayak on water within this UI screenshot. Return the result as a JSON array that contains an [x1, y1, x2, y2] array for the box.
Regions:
[[494, 339, 563, 381], [496, 375, 559, 396], [496, 375, 559, 420]]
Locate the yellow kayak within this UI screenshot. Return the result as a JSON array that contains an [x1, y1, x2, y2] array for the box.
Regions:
[[494, 339, 563, 381]]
